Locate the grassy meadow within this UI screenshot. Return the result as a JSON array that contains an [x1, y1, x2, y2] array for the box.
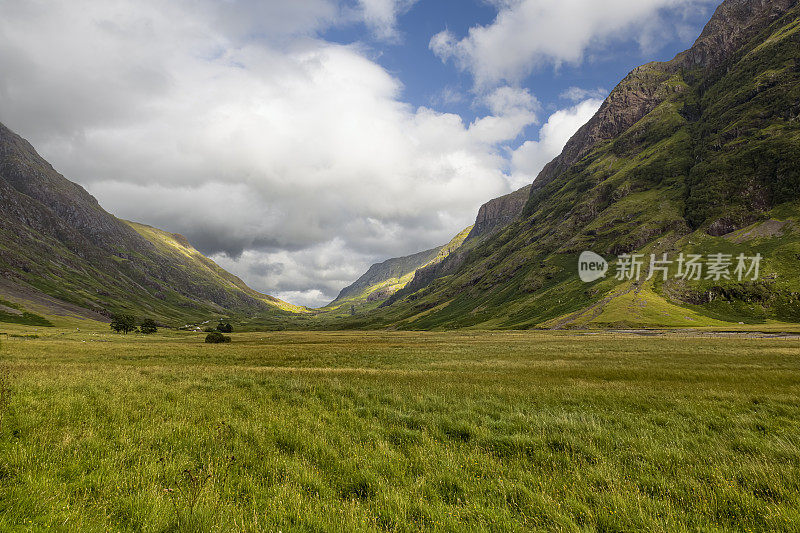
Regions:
[[1, 324, 800, 531]]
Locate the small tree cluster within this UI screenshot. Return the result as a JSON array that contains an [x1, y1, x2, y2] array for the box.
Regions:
[[110, 315, 158, 334], [217, 322, 233, 333]]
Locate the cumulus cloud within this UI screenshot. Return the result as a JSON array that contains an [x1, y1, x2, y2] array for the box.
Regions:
[[468, 86, 539, 144], [560, 86, 607, 102], [357, 0, 419, 42], [0, 0, 541, 307], [430, 0, 717, 87], [510, 97, 603, 188], [430, 86, 466, 107]]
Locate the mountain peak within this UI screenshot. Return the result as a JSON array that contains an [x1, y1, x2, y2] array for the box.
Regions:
[[678, 0, 799, 69], [528, 0, 799, 196]]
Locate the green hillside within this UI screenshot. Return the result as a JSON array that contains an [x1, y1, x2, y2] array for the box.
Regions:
[[357, 0, 800, 330], [320, 226, 473, 317], [126, 222, 306, 315], [0, 122, 298, 324]]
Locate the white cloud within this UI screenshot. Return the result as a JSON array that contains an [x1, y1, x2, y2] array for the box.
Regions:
[[510, 98, 603, 189], [431, 86, 466, 107], [358, 0, 419, 42], [468, 86, 539, 144], [430, 0, 717, 87], [0, 0, 536, 307], [560, 86, 607, 102]]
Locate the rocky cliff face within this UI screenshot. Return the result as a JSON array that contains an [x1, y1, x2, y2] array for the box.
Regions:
[[678, 0, 799, 69], [467, 185, 531, 241], [530, 65, 675, 194]]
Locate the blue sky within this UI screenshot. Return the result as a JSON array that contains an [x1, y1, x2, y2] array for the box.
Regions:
[[0, 0, 721, 306], [323, 0, 716, 142]]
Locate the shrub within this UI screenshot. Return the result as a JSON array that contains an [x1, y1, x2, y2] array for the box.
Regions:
[[205, 332, 231, 344], [140, 319, 158, 334]]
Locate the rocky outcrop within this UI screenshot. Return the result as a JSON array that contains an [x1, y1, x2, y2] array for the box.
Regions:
[[530, 64, 674, 193], [467, 185, 531, 241], [678, 0, 799, 69]]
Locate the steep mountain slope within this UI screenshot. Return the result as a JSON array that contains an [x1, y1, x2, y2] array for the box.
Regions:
[[0, 122, 298, 323], [125, 222, 303, 314], [332, 184, 533, 316], [323, 226, 472, 314], [368, 0, 800, 330], [328, 247, 442, 310], [466, 185, 531, 241], [383, 186, 532, 308]]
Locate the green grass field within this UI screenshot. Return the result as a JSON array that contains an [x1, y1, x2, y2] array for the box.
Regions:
[[1, 325, 800, 531]]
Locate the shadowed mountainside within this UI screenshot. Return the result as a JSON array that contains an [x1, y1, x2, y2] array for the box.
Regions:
[[0, 122, 300, 323]]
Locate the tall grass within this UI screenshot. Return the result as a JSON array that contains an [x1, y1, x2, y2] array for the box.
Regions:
[[1, 330, 799, 530]]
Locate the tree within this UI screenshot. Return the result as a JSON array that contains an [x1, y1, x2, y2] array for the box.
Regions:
[[110, 314, 137, 334], [140, 318, 158, 334], [217, 322, 233, 333], [205, 331, 231, 344]]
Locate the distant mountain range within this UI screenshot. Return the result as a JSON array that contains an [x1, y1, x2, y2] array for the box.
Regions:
[[1, 0, 798, 330], [321, 184, 532, 316]]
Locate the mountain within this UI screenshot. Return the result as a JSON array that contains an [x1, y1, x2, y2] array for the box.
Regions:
[[0, 122, 299, 324], [329, 184, 534, 316], [380, 185, 534, 308], [323, 226, 473, 314], [366, 0, 800, 330], [466, 185, 531, 241]]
